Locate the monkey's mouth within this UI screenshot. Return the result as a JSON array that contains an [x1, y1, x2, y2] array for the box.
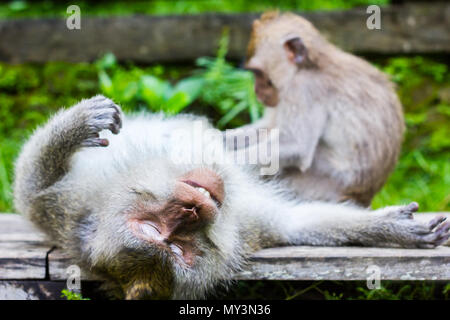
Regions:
[[180, 168, 225, 207], [182, 180, 222, 207]]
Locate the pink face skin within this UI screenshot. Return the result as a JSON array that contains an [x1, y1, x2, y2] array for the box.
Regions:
[[128, 168, 224, 267]]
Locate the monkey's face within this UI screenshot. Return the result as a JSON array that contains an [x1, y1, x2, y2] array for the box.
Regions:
[[126, 167, 224, 267], [82, 118, 243, 297], [246, 12, 322, 104], [247, 67, 279, 107]]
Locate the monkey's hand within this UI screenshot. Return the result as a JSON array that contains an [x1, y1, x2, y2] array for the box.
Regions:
[[68, 95, 123, 147], [376, 202, 450, 248], [13, 95, 123, 205]]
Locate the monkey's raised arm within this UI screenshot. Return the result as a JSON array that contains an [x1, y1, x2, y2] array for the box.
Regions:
[[225, 102, 327, 173], [13, 96, 122, 206], [255, 201, 450, 249]]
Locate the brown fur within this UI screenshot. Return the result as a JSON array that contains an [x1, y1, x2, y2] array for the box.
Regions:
[[239, 12, 405, 207]]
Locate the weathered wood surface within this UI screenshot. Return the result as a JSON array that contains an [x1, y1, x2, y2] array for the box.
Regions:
[[0, 215, 48, 279], [0, 2, 449, 64], [0, 281, 66, 300], [237, 246, 450, 281], [1, 213, 450, 283]]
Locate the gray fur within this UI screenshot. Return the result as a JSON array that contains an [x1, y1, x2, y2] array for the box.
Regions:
[[13, 96, 449, 299]]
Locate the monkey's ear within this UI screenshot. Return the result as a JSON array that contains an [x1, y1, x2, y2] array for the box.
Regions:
[[283, 37, 308, 66]]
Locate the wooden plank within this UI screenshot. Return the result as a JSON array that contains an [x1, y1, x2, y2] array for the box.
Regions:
[[0, 215, 49, 279], [235, 246, 450, 281], [48, 250, 96, 281], [0, 214, 46, 242], [0, 241, 48, 279], [0, 281, 66, 300], [47, 245, 450, 282], [0, 3, 448, 64]]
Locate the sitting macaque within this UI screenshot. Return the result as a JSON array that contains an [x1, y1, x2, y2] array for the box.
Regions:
[[227, 12, 405, 206], [14, 96, 449, 299]]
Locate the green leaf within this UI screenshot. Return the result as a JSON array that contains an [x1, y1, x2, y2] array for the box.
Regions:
[[139, 75, 170, 110], [437, 104, 450, 116], [165, 92, 190, 114], [98, 70, 113, 95], [121, 82, 139, 102], [217, 101, 247, 128], [60, 289, 90, 300], [8, 1, 28, 11], [405, 112, 427, 125], [140, 75, 169, 97], [173, 77, 204, 102], [96, 52, 117, 70]]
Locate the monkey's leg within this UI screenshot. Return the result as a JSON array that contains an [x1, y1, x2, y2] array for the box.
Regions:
[[273, 202, 450, 249], [14, 95, 122, 203]]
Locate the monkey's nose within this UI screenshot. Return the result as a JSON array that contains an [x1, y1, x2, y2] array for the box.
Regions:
[[182, 206, 199, 220]]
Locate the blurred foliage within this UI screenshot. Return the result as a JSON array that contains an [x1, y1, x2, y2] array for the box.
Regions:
[[371, 57, 450, 212], [0, 0, 389, 18], [96, 53, 204, 115], [96, 30, 263, 128], [195, 31, 263, 128]]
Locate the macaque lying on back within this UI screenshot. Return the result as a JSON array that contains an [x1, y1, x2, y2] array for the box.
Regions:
[[14, 96, 449, 299], [227, 12, 405, 206]]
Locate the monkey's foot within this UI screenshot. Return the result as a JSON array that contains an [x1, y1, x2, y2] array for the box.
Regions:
[[382, 202, 450, 248], [75, 95, 123, 147]]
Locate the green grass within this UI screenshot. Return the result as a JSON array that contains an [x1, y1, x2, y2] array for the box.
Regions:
[[0, 0, 389, 18]]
